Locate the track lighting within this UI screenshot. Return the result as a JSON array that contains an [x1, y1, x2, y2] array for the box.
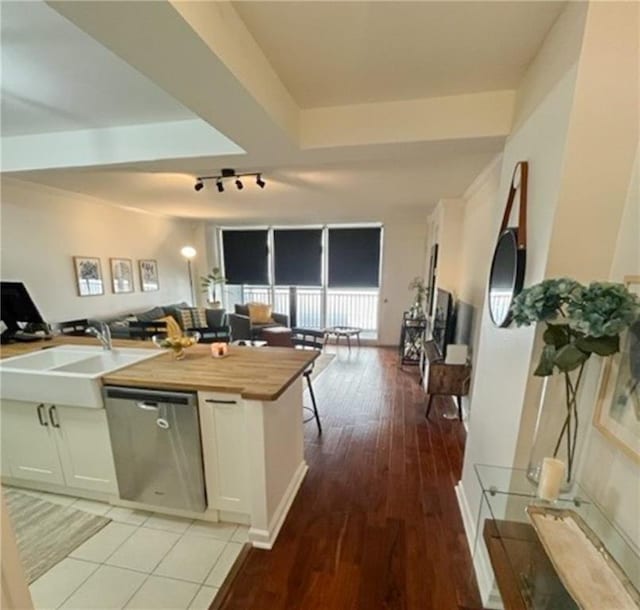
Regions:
[[193, 168, 266, 193]]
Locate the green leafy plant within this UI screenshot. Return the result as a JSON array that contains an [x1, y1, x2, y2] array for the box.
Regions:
[[200, 267, 226, 302], [408, 277, 427, 316], [511, 278, 640, 480]]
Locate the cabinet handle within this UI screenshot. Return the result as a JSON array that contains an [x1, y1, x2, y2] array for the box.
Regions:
[[48, 405, 60, 428], [205, 398, 237, 405], [36, 404, 48, 427]]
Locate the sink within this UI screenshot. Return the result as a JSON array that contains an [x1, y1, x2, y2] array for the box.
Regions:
[[0, 346, 161, 408]]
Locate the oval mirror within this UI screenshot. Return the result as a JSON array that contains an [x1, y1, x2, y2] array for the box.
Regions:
[[488, 228, 526, 327]]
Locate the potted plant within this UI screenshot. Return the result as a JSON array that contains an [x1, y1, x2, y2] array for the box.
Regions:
[[200, 267, 226, 309], [408, 277, 428, 319], [511, 279, 639, 487]]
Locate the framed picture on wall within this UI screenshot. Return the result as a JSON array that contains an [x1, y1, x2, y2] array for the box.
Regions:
[[593, 275, 640, 463], [110, 258, 134, 294], [139, 259, 159, 292], [73, 256, 104, 297]]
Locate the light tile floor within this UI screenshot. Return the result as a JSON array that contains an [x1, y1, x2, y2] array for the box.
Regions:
[[27, 492, 248, 610]]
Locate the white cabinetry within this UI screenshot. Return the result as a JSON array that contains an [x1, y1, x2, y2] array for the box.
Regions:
[[198, 392, 250, 513], [0, 400, 117, 494], [52, 405, 117, 494], [1, 401, 64, 485]]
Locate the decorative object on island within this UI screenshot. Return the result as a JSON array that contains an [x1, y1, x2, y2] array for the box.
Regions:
[[180, 246, 197, 305], [408, 276, 427, 319], [200, 267, 226, 308], [193, 168, 266, 193], [109, 258, 134, 294], [138, 259, 159, 292], [511, 278, 640, 488], [152, 330, 200, 360], [593, 275, 640, 463], [488, 161, 528, 327], [73, 256, 104, 297], [210, 342, 229, 358]]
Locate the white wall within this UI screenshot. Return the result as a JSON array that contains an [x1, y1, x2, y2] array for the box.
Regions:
[[456, 3, 588, 602], [0, 178, 202, 323], [378, 220, 428, 345], [577, 146, 639, 550], [455, 3, 639, 604]]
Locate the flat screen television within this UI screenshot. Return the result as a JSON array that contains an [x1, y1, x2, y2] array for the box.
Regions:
[[1, 282, 45, 336], [432, 289, 454, 358]]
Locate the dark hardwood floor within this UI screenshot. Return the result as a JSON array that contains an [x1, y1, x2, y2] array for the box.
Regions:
[[217, 347, 482, 610]]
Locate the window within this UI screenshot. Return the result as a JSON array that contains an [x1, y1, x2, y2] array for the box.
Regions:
[[220, 225, 382, 335], [328, 227, 381, 288], [222, 230, 268, 285], [273, 229, 322, 286]]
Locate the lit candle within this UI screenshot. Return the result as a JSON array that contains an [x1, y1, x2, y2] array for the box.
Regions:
[[537, 457, 565, 502], [210, 342, 228, 358]]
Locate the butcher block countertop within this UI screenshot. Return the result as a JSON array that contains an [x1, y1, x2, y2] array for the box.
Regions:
[[0, 337, 318, 401], [102, 344, 318, 400]]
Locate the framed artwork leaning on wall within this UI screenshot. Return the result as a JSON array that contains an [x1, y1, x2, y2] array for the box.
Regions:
[[593, 275, 640, 463], [73, 256, 104, 297], [139, 259, 159, 292]]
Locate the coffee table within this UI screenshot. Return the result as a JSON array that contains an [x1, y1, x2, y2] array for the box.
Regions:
[[324, 326, 362, 350]]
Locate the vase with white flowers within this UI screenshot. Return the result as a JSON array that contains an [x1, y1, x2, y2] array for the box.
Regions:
[[511, 279, 640, 488]]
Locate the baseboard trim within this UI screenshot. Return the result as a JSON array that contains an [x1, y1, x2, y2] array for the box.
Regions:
[[248, 461, 308, 550], [455, 481, 503, 609]]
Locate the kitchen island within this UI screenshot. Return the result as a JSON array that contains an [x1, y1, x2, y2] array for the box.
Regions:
[[0, 338, 318, 549]]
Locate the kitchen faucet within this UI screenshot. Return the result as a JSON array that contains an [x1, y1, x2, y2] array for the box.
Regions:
[[86, 322, 112, 351]]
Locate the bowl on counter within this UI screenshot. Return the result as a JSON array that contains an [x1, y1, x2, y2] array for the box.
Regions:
[[152, 331, 200, 360]]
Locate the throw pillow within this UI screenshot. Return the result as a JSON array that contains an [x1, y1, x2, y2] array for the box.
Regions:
[[155, 315, 182, 338], [179, 307, 208, 330], [247, 302, 274, 324]]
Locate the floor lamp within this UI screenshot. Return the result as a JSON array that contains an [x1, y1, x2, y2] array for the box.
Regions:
[[180, 246, 197, 305]]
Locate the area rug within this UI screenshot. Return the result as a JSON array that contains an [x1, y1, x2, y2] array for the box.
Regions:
[[310, 352, 335, 381], [3, 487, 111, 583]]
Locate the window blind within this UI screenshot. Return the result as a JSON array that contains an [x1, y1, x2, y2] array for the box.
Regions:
[[273, 229, 322, 286], [222, 230, 269, 285], [328, 227, 381, 288]]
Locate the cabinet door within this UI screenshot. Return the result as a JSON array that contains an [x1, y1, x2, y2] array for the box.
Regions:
[[199, 393, 249, 513], [1, 400, 65, 485], [52, 406, 118, 494]]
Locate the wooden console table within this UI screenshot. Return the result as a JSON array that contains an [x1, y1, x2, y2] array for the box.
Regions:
[[422, 341, 471, 421]]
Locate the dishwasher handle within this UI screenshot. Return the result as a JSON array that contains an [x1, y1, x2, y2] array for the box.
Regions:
[[104, 386, 196, 406], [137, 401, 160, 411]]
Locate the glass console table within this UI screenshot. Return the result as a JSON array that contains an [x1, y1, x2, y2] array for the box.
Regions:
[[474, 464, 639, 610]]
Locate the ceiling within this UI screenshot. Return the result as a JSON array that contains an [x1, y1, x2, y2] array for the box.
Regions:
[[0, 1, 193, 136], [0, 1, 567, 222], [13, 138, 501, 222], [233, 1, 565, 108]]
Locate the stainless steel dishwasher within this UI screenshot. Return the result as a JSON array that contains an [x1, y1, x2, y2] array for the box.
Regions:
[[103, 386, 206, 512]]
